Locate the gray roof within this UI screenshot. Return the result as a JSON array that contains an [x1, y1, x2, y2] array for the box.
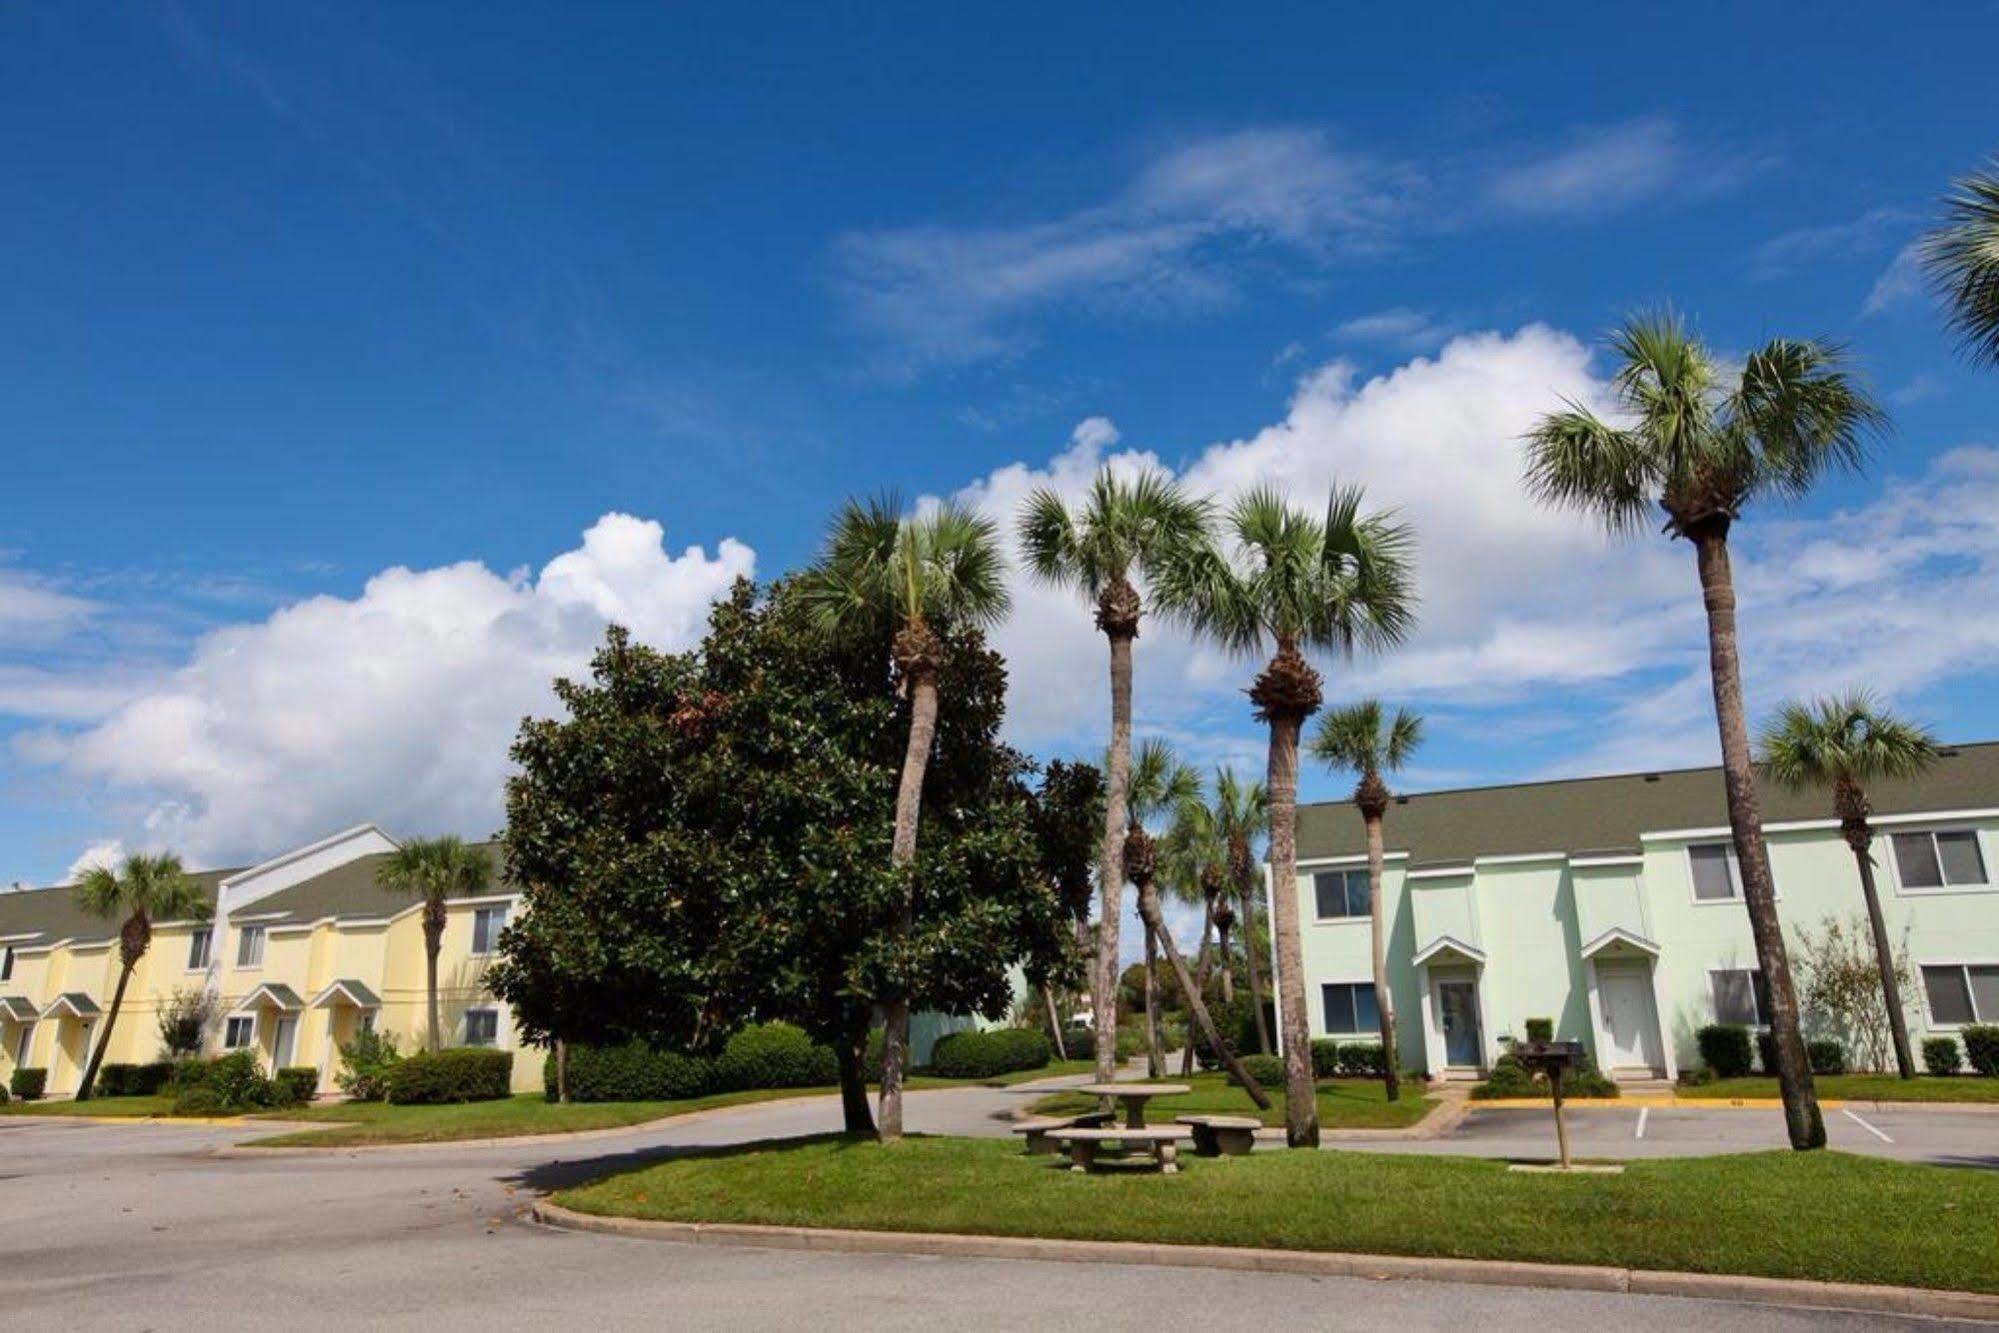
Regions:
[[0, 996, 38, 1022], [41, 991, 102, 1019], [0, 867, 234, 949], [1297, 741, 1999, 866], [311, 979, 381, 1009], [235, 982, 304, 1012], [247, 843, 512, 926]]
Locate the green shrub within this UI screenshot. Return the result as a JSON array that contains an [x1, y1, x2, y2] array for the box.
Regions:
[[1309, 1038, 1341, 1078], [1923, 1036, 1963, 1076], [715, 1022, 839, 1090], [1697, 1024, 1755, 1078], [0, 1083, 8, 1104], [1523, 1017, 1554, 1042], [275, 1067, 319, 1105], [1227, 1053, 1285, 1089], [1678, 1065, 1717, 1087], [168, 1051, 280, 1115], [928, 1027, 1050, 1079], [1963, 1025, 1999, 1077], [1472, 1051, 1619, 1100], [98, 1061, 174, 1097], [383, 1047, 513, 1104], [334, 1028, 402, 1102], [1336, 1042, 1388, 1077], [1806, 1039, 1846, 1075], [1757, 1030, 1779, 1075], [168, 1057, 210, 1091], [9, 1067, 48, 1101], [172, 1085, 227, 1117], [553, 1041, 715, 1103]]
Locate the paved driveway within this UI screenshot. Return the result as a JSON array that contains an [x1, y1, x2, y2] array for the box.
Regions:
[[2, 1083, 1989, 1330]]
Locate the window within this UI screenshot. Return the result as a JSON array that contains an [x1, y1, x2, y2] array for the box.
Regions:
[[1313, 870, 1371, 920], [1688, 844, 1740, 901], [186, 928, 212, 971], [1892, 830, 1989, 890], [464, 1008, 500, 1047], [1921, 964, 1999, 1026], [1710, 968, 1772, 1026], [235, 925, 265, 968], [0, 945, 12, 982], [224, 1015, 255, 1049], [1320, 982, 1380, 1037], [471, 906, 507, 956]]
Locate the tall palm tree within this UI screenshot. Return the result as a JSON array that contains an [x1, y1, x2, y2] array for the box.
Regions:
[[1020, 469, 1211, 1087], [802, 495, 1010, 1140], [74, 853, 209, 1101], [1310, 700, 1421, 1101], [1122, 739, 1271, 1106], [1525, 313, 1884, 1150], [379, 837, 493, 1053], [1162, 486, 1414, 1145], [1161, 786, 1237, 1075], [1921, 157, 1999, 368], [1212, 766, 1272, 1053], [1759, 693, 1939, 1079]]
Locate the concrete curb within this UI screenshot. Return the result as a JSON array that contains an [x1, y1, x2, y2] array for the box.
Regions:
[[530, 1201, 1999, 1323]]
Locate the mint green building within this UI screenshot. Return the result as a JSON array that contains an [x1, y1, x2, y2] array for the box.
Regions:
[[1283, 742, 1999, 1081]]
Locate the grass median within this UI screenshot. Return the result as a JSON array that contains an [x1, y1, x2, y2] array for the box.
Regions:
[[0, 1094, 180, 1118], [1678, 1074, 1999, 1103], [1028, 1071, 1436, 1130], [554, 1135, 1999, 1294]]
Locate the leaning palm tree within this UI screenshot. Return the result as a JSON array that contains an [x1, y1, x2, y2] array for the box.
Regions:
[[1122, 741, 1198, 1076], [1161, 487, 1413, 1145], [74, 853, 210, 1101], [1525, 313, 1884, 1150], [1212, 766, 1272, 1053], [1921, 157, 1999, 368], [1759, 693, 1939, 1079], [801, 495, 1010, 1140], [1124, 739, 1271, 1106], [379, 836, 493, 1053], [1020, 469, 1210, 1088], [1310, 700, 1422, 1101], [1161, 788, 1236, 1074]]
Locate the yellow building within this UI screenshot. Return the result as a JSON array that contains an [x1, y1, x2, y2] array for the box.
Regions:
[[0, 826, 537, 1098]]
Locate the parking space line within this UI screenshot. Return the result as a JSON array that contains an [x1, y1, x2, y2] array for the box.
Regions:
[[1842, 1108, 1893, 1144], [1634, 1107, 1648, 1139]]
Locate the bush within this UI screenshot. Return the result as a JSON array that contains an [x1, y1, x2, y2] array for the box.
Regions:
[[334, 1028, 402, 1102], [1336, 1042, 1388, 1077], [554, 1041, 715, 1103], [1806, 1039, 1846, 1075], [1678, 1065, 1717, 1087], [929, 1027, 1050, 1080], [98, 1061, 174, 1097], [156, 986, 218, 1059], [9, 1068, 42, 1101], [1471, 1051, 1618, 1099], [168, 1058, 209, 1092], [0, 1083, 8, 1104], [715, 1022, 839, 1091], [1069, 1026, 1143, 1063], [172, 1085, 226, 1117], [1757, 1030, 1779, 1075], [1227, 1053, 1286, 1089], [1697, 1024, 1755, 1078], [275, 1066, 319, 1105], [383, 1047, 513, 1105], [1523, 1017, 1554, 1042], [1923, 1036, 1963, 1076], [169, 1051, 280, 1115], [1309, 1038, 1341, 1078], [1964, 1025, 1999, 1077]]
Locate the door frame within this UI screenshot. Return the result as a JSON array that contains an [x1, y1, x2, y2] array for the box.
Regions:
[[1418, 963, 1492, 1077], [1585, 955, 1674, 1079], [271, 1014, 299, 1069]]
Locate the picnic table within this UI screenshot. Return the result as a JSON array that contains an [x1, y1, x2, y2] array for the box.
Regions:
[[1074, 1081, 1190, 1129]]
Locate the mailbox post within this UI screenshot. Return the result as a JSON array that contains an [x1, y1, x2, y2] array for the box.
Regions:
[[1512, 1039, 1586, 1169]]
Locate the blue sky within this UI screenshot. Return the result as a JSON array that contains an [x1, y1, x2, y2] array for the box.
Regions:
[[3, 3, 1996, 885]]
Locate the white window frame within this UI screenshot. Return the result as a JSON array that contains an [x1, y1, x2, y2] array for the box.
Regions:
[[1917, 959, 1999, 1029], [223, 1015, 256, 1049], [1707, 966, 1771, 1028], [235, 925, 266, 969], [1888, 828, 1993, 896], [1311, 869, 1371, 923], [14, 1021, 34, 1065], [1686, 842, 1744, 904], [1318, 979, 1380, 1037], [463, 1006, 501, 1048], [186, 928, 212, 972], [471, 906, 507, 956]]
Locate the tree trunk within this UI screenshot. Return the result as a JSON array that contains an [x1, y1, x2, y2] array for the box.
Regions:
[[555, 1039, 570, 1104], [1143, 926, 1164, 1078], [1180, 904, 1218, 1074], [76, 961, 135, 1102], [1266, 712, 1319, 1146], [1138, 880, 1270, 1108], [1042, 985, 1068, 1061], [878, 667, 941, 1142], [1217, 919, 1236, 1004], [1692, 529, 1823, 1149], [1849, 832, 1916, 1079], [1238, 876, 1272, 1054], [1364, 811, 1402, 1101], [1094, 631, 1135, 1088], [837, 1012, 876, 1136], [425, 910, 444, 1053]]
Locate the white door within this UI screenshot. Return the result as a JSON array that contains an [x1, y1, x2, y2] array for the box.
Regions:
[[272, 1016, 298, 1068], [1598, 964, 1663, 1072]]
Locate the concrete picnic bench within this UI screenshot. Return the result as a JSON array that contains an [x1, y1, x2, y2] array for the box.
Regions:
[[1175, 1114, 1261, 1156], [1049, 1125, 1186, 1174], [1010, 1111, 1115, 1155]]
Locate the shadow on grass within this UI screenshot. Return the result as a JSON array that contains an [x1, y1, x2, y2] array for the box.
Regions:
[[508, 1131, 892, 1195]]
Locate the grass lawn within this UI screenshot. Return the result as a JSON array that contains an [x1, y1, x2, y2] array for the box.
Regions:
[[0, 1094, 180, 1118], [1679, 1075, 1999, 1103], [1028, 1071, 1435, 1130], [554, 1136, 1999, 1294], [906, 1060, 1096, 1090]]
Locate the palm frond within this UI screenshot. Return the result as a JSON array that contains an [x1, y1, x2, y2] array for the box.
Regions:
[[1124, 737, 1202, 826], [1922, 159, 1999, 368], [1728, 337, 1883, 501], [1522, 405, 1653, 535], [1758, 691, 1940, 790]]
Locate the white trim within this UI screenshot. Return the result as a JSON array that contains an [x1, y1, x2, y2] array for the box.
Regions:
[[1473, 851, 1568, 867], [1294, 852, 1409, 870], [1578, 925, 1662, 959], [1642, 806, 1999, 843], [1405, 864, 1474, 882], [1915, 958, 1999, 1029], [222, 1013, 257, 1050], [308, 980, 381, 1010], [228, 911, 290, 924], [1411, 934, 1486, 967], [218, 823, 401, 893], [0, 932, 42, 945], [1569, 854, 1644, 869]]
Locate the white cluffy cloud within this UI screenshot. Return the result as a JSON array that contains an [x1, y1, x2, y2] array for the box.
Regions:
[[47, 515, 753, 867]]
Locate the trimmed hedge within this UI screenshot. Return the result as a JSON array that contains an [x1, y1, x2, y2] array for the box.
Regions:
[[97, 1061, 175, 1097], [10, 1067, 44, 1101], [1698, 1024, 1755, 1078], [275, 1066, 319, 1105], [383, 1047, 513, 1105], [1806, 1039, 1846, 1076], [715, 1022, 839, 1090], [928, 1027, 1049, 1080], [1227, 1053, 1286, 1089], [1309, 1039, 1389, 1078], [1470, 1051, 1620, 1100], [1523, 1017, 1555, 1043], [551, 1041, 716, 1103], [1964, 1024, 1999, 1077], [1923, 1036, 1963, 1076]]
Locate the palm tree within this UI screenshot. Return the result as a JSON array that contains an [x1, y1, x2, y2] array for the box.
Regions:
[[74, 853, 209, 1101], [1020, 469, 1211, 1087], [1162, 486, 1413, 1145], [379, 837, 493, 1053], [1161, 785, 1237, 1075], [1310, 700, 1421, 1101], [1921, 157, 1999, 367], [1525, 313, 1884, 1150], [1123, 739, 1271, 1107], [1759, 693, 1940, 1079], [1212, 766, 1272, 1054], [802, 495, 1010, 1140]]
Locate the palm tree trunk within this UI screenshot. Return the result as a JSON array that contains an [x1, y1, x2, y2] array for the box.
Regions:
[[1238, 875, 1272, 1054], [555, 1039, 570, 1104], [878, 668, 941, 1142], [1266, 711, 1319, 1147], [1217, 919, 1236, 1004], [76, 961, 135, 1101], [1042, 985, 1068, 1060], [1143, 926, 1164, 1078], [1849, 831, 1916, 1078], [1095, 631, 1134, 1088], [1138, 881, 1270, 1108], [1364, 812, 1401, 1101], [425, 916, 443, 1053], [837, 1009, 876, 1135], [1693, 529, 1823, 1149], [1180, 904, 1217, 1074]]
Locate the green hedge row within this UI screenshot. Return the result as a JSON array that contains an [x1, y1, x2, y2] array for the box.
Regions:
[[169, 1050, 313, 1115], [384, 1048, 513, 1105], [10, 1067, 46, 1101], [549, 1022, 840, 1104], [1965, 1025, 1999, 1076], [1057, 1027, 1143, 1063], [928, 1028, 1048, 1079], [97, 1061, 176, 1097], [1308, 1039, 1388, 1078], [1471, 1051, 1619, 1100]]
